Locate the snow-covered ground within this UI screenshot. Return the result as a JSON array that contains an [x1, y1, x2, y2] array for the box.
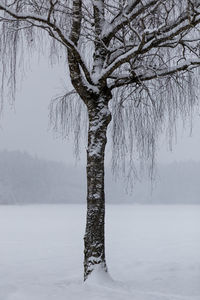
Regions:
[[0, 204, 199, 300]]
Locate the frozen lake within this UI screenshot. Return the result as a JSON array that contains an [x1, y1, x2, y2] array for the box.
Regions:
[[0, 204, 199, 300]]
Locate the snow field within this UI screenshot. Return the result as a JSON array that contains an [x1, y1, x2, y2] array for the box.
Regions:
[[0, 204, 199, 300]]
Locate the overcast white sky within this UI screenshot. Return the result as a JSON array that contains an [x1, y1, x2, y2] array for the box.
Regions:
[[1, 56, 200, 165]]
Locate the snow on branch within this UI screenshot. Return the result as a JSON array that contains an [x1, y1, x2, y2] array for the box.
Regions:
[[102, 0, 160, 43], [95, 3, 200, 85], [109, 58, 200, 89]]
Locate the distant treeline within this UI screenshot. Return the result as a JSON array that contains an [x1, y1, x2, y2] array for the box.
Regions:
[[0, 150, 85, 204], [0, 150, 200, 204]]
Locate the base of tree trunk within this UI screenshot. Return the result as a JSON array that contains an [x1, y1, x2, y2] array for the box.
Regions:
[[85, 263, 113, 285]]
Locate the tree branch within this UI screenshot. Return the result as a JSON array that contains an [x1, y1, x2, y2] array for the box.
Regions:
[[102, 0, 160, 45], [109, 58, 200, 89], [97, 6, 200, 83], [0, 1, 93, 87]]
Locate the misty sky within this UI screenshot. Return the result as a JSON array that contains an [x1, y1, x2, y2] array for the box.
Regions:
[[1, 55, 200, 165]]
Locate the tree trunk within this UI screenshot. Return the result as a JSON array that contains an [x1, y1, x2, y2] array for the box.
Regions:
[[84, 96, 111, 281]]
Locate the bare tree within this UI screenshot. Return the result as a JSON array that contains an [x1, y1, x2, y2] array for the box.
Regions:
[[1, 0, 200, 281]]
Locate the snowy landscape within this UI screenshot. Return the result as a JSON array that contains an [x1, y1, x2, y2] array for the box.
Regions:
[[1, 1, 200, 299], [1, 204, 199, 300], [0, 152, 200, 300]]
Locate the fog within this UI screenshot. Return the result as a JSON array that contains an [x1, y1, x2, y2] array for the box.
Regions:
[[0, 150, 200, 205], [0, 57, 78, 165], [1, 56, 200, 166], [0, 57, 200, 205]]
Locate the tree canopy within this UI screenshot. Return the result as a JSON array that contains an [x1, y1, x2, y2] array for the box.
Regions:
[[1, 1, 200, 173]]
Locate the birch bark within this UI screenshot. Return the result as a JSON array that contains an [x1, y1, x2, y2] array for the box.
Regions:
[[84, 95, 111, 280]]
